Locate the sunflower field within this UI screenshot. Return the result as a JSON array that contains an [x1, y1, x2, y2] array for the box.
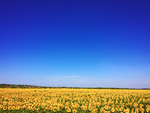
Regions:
[[0, 88, 150, 113]]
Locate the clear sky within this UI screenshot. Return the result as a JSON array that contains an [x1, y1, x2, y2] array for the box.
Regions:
[[0, 0, 150, 88]]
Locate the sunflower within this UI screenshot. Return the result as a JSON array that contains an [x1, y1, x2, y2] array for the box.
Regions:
[[16, 106, 21, 110], [75, 104, 79, 108], [0, 105, 3, 109], [8, 106, 11, 110], [84, 106, 87, 111], [53, 107, 57, 112], [111, 108, 115, 112], [93, 106, 96, 109], [11, 106, 15, 110], [140, 104, 144, 108], [65, 106, 69, 110], [141, 108, 144, 113], [95, 108, 98, 112], [81, 105, 85, 110], [66, 107, 71, 112], [32, 107, 36, 111], [57, 107, 60, 111], [146, 108, 149, 113], [36, 108, 40, 112], [121, 104, 124, 108], [135, 107, 139, 111], [41, 103, 46, 108], [96, 102, 101, 107], [88, 106, 93, 111], [115, 107, 118, 111], [72, 109, 77, 113], [146, 105, 149, 108], [44, 107, 48, 111], [82, 101, 85, 105], [104, 105, 108, 110], [8, 102, 12, 106], [22, 105, 26, 110], [60, 104, 64, 108], [49, 105, 52, 110], [100, 107, 104, 112], [119, 107, 123, 111], [125, 108, 130, 113], [71, 105, 75, 109], [3, 101, 7, 106], [3, 106, 7, 110], [91, 109, 96, 113], [133, 102, 138, 107]]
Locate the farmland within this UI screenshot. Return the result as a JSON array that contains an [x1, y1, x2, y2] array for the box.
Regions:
[[0, 88, 150, 113]]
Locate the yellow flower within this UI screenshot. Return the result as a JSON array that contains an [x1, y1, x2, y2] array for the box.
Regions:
[[84, 106, 87, 110], [49, 105, 52, 110], [3, 101, 7, 106], [135, 107, 139, 111], [75, 104, 79, 108], [72, 109, 77, 113], [146, 105, 150, 108], [89, 106, 93, 111], [119, 108, 122, 111], [140, 104, 143, 108], [125, 108, 130, 113], [3, 106, 7, 110], [141, 108, 144, 113], [121, 104, 124, 108], [66, 107, 71, 112], [37, 108, 40, 112], [27, 106, 32, 110], [115, 107, 118, 111], [100, 107, 104, 112], [65, 106, 69, 110], [95, 108, 98, 112], [16, 106, 20, 110], [93, 106, 96, 109], [32, 107, 36, 111], [111, 108, 115, 112], [133, 102, 138, 107], [146, 108, 149, 112], [53, 107, 57, 112], [8, 106, 11, 110], [57, 107, 60, 111], [135, 109, 139, 113], [44, 107, 48, 111], [104, 105, 108, 110], [0, 105, 3, 109], [81, 105, 85, 110], [96, 102, 101, 107], [11, 106, 15, 110], [91, 109, 96, 113], [22, 105, 26, 110]]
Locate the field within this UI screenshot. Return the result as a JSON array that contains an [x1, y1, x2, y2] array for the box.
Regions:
[[0, 88, 150, 113]]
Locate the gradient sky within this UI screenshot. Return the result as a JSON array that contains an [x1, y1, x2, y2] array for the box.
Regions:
[[0, 0, 150, 88]]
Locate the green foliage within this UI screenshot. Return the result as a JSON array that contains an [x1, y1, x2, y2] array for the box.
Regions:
[[0, 84, 150, 89]]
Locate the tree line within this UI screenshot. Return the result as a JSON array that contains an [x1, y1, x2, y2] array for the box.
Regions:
[[0, 84, 149, 89]]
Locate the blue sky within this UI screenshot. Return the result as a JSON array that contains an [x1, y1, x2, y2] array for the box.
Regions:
[[0, 0, 150, 88]]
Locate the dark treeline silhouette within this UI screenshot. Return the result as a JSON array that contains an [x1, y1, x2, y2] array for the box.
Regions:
[[0, 84, 40, 88], [0, 84, 149, 89]]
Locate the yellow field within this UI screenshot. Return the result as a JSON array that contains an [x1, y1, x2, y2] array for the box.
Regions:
[[0, 88, 150, 113]]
